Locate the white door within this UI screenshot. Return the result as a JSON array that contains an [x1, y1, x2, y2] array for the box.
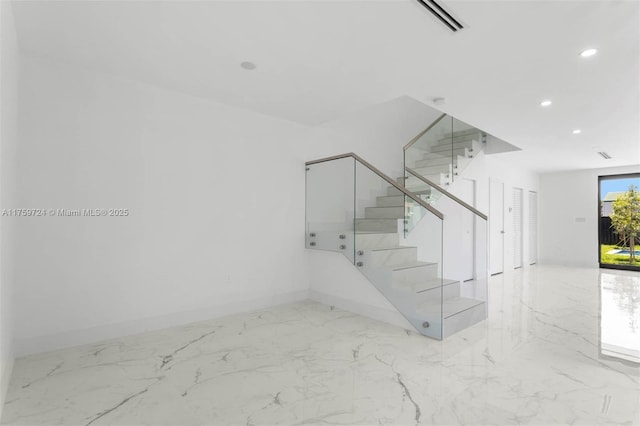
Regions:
[[459, 179, 475, 281], [489, 179, 504, 275], [529, 191, 538, 264], [513, 188, 523, 269]]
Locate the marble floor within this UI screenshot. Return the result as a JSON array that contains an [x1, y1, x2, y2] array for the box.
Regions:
[[2, 265, 639, 425]]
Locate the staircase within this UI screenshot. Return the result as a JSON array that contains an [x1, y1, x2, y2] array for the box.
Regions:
[[306, 146, 488, 339], [306, 114, 490, 340]]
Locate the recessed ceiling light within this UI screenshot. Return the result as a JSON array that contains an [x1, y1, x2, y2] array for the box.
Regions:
[[572, 129, 582, 135], [540, 100, 552, 107], [240, 61, 257, 70], [580, 48, 598, 58]]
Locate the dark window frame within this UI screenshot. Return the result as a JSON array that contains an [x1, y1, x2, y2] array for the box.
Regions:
[[598, 172, 640, 271]]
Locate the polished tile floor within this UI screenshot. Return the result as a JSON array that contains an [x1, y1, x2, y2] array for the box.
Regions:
[[2, 265, 639, 425]]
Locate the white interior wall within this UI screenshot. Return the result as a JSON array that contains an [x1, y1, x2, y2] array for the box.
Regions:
[[14, 55, 310, 356], [456, 152, 540, 272], [305, 96, 443, 178], [539, 165, 640, 267], [0, 0, 19, 414]]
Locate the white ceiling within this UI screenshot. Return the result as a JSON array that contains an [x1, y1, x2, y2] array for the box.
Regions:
[[10, 0, 640, 173]]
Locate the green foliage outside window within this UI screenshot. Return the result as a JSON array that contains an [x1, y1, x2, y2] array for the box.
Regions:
[[610, 185, 640, 263]]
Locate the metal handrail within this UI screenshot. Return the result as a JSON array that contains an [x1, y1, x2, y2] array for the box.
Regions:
[[305, 153, 444, 220], [405, 167, 488, 220], [403, 113, 448, 152]]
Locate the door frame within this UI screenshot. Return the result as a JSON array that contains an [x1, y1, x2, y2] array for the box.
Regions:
[[461, 178, 476, 281], [513, 187, 524, 269], [529, 190, 538, 265], [489, 178, 505, 275]]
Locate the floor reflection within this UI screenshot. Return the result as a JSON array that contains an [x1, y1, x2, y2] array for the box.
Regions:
[[600, 271, 640, 363]]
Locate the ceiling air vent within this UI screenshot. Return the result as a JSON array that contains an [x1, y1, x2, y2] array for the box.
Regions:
[[416, 0, 464, 32], [598, 152, 612, 159]]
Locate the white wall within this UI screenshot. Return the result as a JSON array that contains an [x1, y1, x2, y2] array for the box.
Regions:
[[306, 96, 443, 178], [14, 55, 310, 355], [540, 165, 640, 267], [0, 0, 19, 414]]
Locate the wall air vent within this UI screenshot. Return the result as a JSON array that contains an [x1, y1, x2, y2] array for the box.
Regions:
[[598, 151, 612, 159], [416, 0, 464, 32]]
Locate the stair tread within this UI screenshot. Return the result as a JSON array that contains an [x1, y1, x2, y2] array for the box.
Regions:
[[355, 230, 397, 234], [411, 166, 453, 174], [417, 296, 485, 319], [370, 245, 416, 252], [397, 278, 459, 293], [414, 278, 459, 292], [387, 261, 437, 271], [435, 137, 479, 146], [386, 187, 430, 195]]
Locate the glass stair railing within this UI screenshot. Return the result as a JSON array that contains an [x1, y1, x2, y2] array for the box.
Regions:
[[403, 114, 487, 198], [403, 168, 489, 337], [306, 152, 488, 339]]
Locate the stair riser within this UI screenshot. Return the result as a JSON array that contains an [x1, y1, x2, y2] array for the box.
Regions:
[[432, 139, 482, 154], [412, 164, 452, 175], [355, 219, 398, 233], [365, 206, 405, 219], [355, 233, 399, 250], [406, 174, 448, 188], [422, 150, 471, 161], [414, 155, 465, 168], [370, 247, 418, 267], [387, 186, 403, 196], [436, 133, 482, 145], [443, 301, 486, 338], [430, 145, 473, 156], [392, 263, 439, 286], [386, 186, 432, 197], [376, 195, 405, 207], [415, 281, 461, 301]]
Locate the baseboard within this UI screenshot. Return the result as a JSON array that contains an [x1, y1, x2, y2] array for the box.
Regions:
[[14, 290, 310, 357], [0, 356, 14, 421], [309, 289, 413, 331]]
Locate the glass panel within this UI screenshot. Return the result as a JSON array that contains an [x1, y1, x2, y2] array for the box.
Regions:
[[402, 202, 444, 339], [405, 177, 488, 338], [305, 157, 355, 263], [354, 161, 444, 339], [437, 193, 488, 337], [404, 173, 443, 235], [405, 115, 453, 193], [306, 153, 487, 340], [450, 116, 480, 183], [404, 115, 486, 232]]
